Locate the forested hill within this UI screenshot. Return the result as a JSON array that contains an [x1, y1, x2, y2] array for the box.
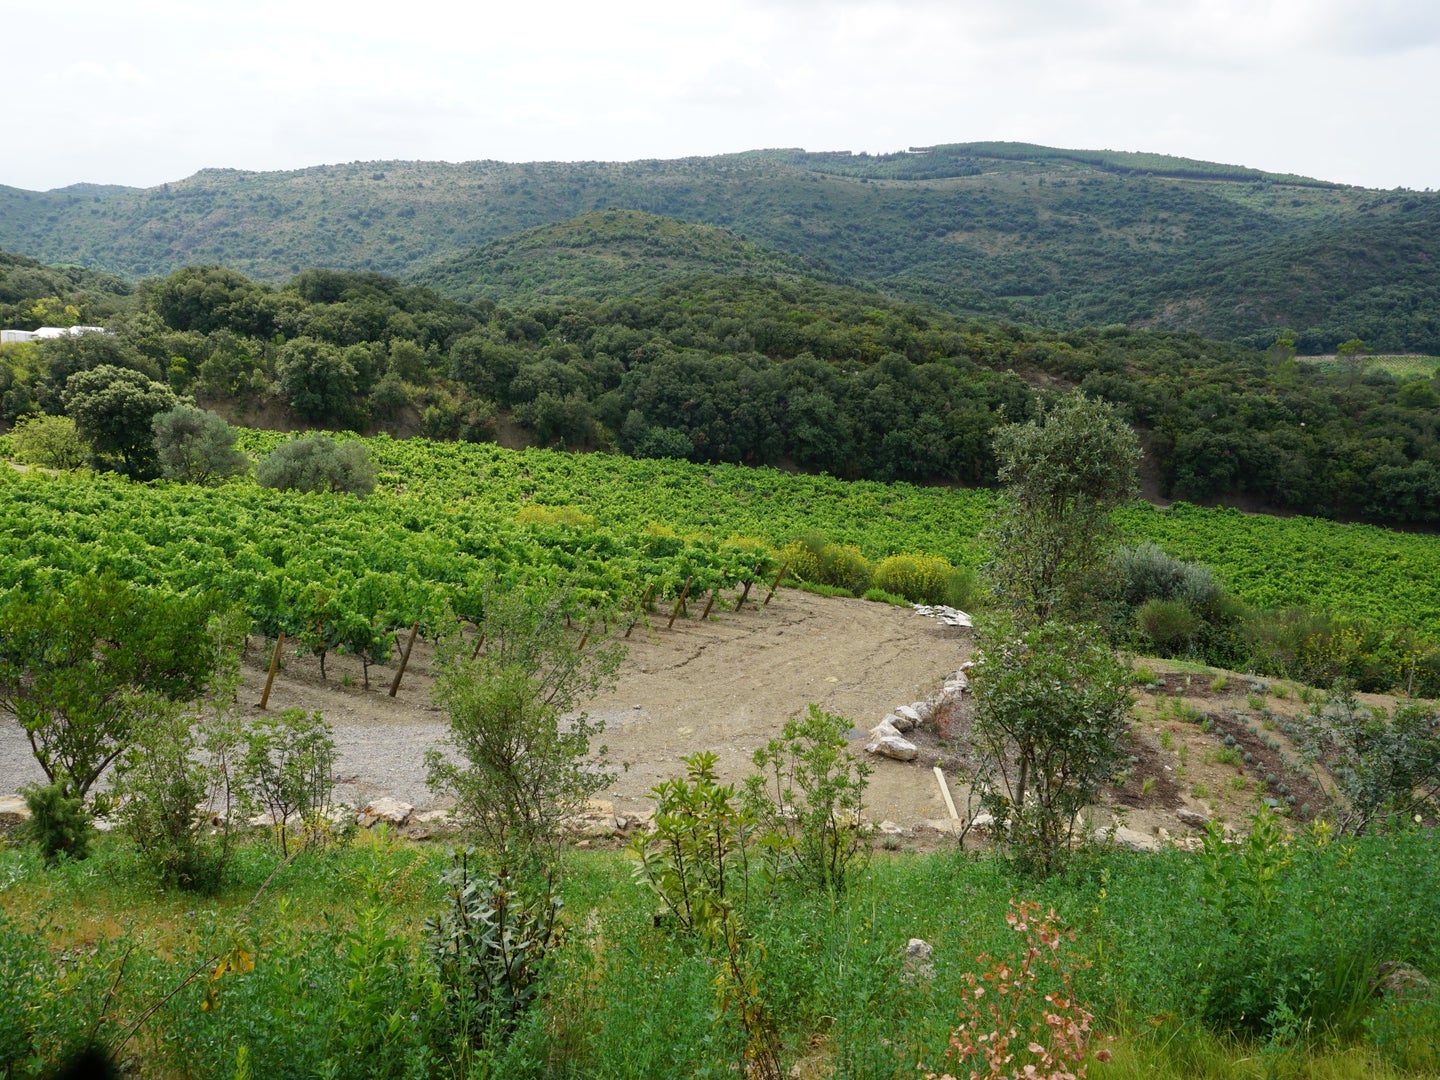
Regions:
[[415, 210, 834, 303], [4, 244, 1439, 526], [3, 143, 1438, 353]]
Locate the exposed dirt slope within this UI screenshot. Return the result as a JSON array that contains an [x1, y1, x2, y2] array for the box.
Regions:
[[223, 589, 968, 826]]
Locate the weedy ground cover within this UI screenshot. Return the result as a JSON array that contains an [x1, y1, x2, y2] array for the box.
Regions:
[[1, 823, 1437, 1079]]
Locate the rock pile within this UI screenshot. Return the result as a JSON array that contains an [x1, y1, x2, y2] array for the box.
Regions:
[[912, 604, 974, 628], [863, 665, 971, 761]]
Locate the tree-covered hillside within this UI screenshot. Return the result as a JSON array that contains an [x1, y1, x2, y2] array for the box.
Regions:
[[3, 143, 1438, 352], [416, 210, 832, 303], [4, 245, 1437, 525]]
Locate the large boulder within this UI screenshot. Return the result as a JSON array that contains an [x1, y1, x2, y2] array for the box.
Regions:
[[866, 732, 919, 761]]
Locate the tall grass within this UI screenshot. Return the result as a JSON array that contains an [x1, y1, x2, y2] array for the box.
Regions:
[[0, 828, 1436, 1078]]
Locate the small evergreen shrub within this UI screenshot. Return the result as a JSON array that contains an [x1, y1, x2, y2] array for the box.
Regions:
[[1136, 598, 1201, 655], [21, 782, 91, 863]]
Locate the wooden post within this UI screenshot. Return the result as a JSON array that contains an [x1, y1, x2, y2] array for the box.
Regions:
[[700, 588, 718, 622], [470, 632, 486, 660], [667, 577, 694, 630], [259, 632, 285, 710], [933, 766, 961, 834], [575, 626, 590, 652], [389, 622, 420, 698], [762, 561, 790, 607]]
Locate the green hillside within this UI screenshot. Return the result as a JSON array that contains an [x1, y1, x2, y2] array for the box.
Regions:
[[0, 249, 133, 329], [416, 209, 830, 303], [3, 243, 1438, 526], [3, 144, 1437, 352]]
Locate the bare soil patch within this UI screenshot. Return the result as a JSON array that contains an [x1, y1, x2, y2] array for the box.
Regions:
[[218, 589, 974, 830], [0, 594, 1380, 847]]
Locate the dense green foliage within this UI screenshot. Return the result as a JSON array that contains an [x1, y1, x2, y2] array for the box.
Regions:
[[5, 143, 1437, 354], [984, 393, 1140, 624], [151, 404, 248, 484], [0, 248, 132, 329], [0, 830, 1437, 1077], [5, 247, 1436, 523], [426, 584, 625, 863], [0, 574, 227, 801], [254, 434, 376, 496], [971, 620, 1136, 875], [418, 209, 828, 301], [3, 431, 1439, 696]]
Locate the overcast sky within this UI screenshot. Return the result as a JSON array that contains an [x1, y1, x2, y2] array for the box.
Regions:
[[5, 0, 1437, 193]]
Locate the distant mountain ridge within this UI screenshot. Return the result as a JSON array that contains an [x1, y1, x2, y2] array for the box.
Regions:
[[2, 142, 1436, 352]]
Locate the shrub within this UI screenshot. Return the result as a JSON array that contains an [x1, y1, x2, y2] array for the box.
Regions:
[[872, 553, 955, 605], [631, 750, 756, 935], [630, 750, 782, 1078], [1299, 683, 1440, 835], [21, 782, 91, 863], [0, 574, 226, 803], [9, 413, 88, 469], [1135, 598, 1200, 655], [237, 708, 338, 856], [1114, 542, 1224, 613], [255, 434, 375, 496], [744, 704, 870, 896], [152, 404, 249, 485], [113, 693, 241, 891], [426, 583, 624, 866], [781, 533, 872, 595], [817, 544, 872, 596], [971, 619, 1134, 876], [425, 851, 561, 1065]]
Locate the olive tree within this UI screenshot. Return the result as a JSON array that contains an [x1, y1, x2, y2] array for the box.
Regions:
[[983, 392, 1139, 626], [152, 404, 249, 484], [1300, 683, 1440, 835], [255, 434, 375, 496]]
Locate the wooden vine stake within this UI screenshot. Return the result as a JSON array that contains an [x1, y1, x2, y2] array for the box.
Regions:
[[470, 631, 486, 660], [259, 632, 286, 710], [699, 588, 719, 622], [763, 561, 790, 607], [389, 622, 420, 698], [933, 766, 961, 834], [667, 577, 694, 630]]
